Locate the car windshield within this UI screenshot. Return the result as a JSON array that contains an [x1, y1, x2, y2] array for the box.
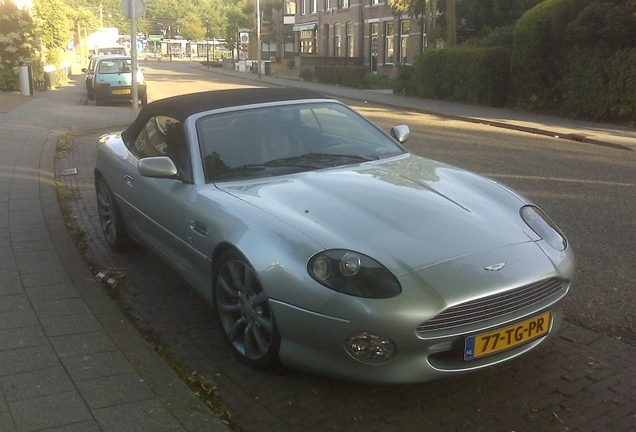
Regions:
[[197, 102, 406, 183]]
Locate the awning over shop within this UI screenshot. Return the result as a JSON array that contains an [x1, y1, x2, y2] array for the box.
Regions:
[[293, 23, 317, 32]]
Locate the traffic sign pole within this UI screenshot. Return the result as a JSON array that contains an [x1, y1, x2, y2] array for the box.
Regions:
[[131, 1, 138, 110], [121, 0, 145, 110]]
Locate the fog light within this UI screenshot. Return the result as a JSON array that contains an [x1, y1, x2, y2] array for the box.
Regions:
[[345, 332, 396, 364]]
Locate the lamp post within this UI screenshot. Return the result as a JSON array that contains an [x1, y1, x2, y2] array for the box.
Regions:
[[205, 17, 210, 68], [256, 0, 261, 77]]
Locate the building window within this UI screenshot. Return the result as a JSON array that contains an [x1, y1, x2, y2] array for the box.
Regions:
[[310, 0, 316, 14], [400, 20, 409, 64], [334, 24, 342, 57], [300, 29, 316, 54], [299, 0, 306, 15], [346, 23, 354, 57], [370, 23, 379, 55], [370, 22, 379, 71], [385, 22, 394, 64], [325, 0, 330, 9], [340, 0, 349, 9], [371, 0, 380, 4]]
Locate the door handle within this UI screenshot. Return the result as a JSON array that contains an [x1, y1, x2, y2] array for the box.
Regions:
[[124, 174, 134, 187], [189, 220, 208, 236]]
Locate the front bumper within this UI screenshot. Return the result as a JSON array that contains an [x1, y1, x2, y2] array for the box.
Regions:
[[270, 241, 574, 383], [94, 84, 146, 101]]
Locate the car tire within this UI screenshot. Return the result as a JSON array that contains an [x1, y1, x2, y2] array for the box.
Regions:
[[213, 250, 280, 368], [95, 175, 134, 251], [95, 96, 103, 106]]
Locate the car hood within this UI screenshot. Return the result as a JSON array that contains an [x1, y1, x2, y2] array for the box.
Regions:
[[218, 155, 535, 275]]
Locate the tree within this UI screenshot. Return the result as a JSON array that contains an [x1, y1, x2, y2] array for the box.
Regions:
[[32, 0, 71, 64], [0, 0, 40, 88], [510, 0, 592, 111], [388, 0, 438, 48], [66, 7, 99, 60], [456, 0, 543, 43], [220, 0, 253, 57], [261, 0, 292, 57], [566, 0, 636, 48], [179, 12, 206, 41], [389, 0, 545, 47]]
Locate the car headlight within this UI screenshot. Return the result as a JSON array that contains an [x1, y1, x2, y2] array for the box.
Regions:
[[521, 205, 567, 251], [308, 249, 401, 298]]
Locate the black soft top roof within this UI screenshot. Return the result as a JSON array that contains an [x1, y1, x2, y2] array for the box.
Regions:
[[121, 87, 327, 143]]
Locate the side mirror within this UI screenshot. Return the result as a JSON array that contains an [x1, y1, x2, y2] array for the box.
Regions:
[[138, 156, 178, 178], [390, 125, 410, 143], [81, 68, 88, 73]]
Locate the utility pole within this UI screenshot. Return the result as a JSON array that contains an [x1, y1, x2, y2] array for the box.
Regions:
[[205, 17, 210, 68], [446, 0, 456, 47], [257, 0, 262, 77]]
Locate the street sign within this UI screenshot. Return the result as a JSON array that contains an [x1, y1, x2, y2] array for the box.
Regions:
[[121, 0, 145, 19]]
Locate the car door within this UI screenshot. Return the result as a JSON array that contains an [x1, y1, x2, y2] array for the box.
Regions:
[[124, 115, 196, 270]]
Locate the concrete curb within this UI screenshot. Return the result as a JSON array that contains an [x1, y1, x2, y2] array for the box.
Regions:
[[40, 130, 228, 431]]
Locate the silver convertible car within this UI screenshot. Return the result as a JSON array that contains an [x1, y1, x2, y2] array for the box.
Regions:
[[94, 88, 575, 383]]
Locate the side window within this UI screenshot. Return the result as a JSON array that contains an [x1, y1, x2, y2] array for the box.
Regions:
[[131, 116, 192, 182]]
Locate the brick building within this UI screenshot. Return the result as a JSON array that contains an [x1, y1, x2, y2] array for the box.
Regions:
[[289, 0, 428, 76]]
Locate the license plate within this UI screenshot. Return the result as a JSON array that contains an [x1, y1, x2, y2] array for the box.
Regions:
[[112, 89, 131, 95], [464, 311, 551, 360]]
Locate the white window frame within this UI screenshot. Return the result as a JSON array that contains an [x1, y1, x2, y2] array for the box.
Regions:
[[385, 22, 394, 65], [400, 20, 409, 64]]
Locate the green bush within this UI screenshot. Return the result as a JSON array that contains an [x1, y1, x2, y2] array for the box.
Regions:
[[0, 66, 19, 91], [315, 65, 367, 88], [470, 25, 515, 49], [363, 72, 392, 88], [299, 68, 314, 82], [393, 64, 417, 95], [561, 46, 636, 124], [566, 0, 636, 49], [405, 47, 511, 107], [607, 49, 636, 124], [510, 0, 592, 112]]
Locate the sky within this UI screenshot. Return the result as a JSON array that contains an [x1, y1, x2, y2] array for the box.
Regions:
[[12, 0, 33, 9]]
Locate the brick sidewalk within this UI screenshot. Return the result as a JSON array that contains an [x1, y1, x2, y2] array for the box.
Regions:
[[0, 86, 228, 431], [58, 122, 636, 432]]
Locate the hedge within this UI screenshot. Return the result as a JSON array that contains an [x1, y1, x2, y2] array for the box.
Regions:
[[561, 46, 636, 124], [315, 65, 367, 88], [398, 47, 511, 107], [510, 0, 592, 112]]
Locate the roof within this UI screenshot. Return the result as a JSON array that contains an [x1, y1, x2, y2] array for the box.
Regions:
[[121, 87, 327, 144]]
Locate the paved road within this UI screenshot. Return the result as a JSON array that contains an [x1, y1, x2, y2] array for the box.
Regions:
[[55, 66, 636, 431]]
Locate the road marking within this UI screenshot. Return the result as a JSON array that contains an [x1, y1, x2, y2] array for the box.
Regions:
[[484, 174, 635, 188]]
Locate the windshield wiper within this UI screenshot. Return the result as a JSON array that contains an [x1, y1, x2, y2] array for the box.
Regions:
[[211, 164, 267, 180], [264, 153, 379, 168], [300, 153, 380, 162], [212, 154, 379, 181]]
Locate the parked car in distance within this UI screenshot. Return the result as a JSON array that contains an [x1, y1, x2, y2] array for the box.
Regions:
[[94, 88, 575, 384], [94, 45, 129, 56], [81, 55, 103, 100], [91, 55, 147, 106]]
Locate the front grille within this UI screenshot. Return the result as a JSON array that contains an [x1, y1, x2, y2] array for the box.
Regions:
[[417, 278, 566, 334]]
